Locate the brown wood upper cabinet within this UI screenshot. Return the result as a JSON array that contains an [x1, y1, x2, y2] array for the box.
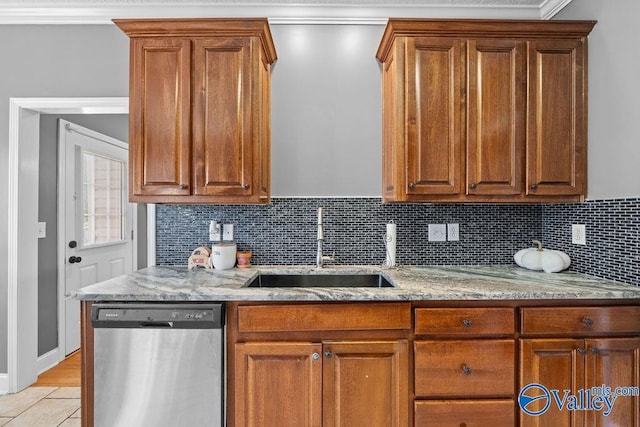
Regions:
[[114, 19, 277, 204], [376, 19, 595, 203]]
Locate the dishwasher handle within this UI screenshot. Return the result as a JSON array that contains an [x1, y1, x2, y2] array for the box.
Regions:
[[91, 303, 224, 329], [140, 321, 174, 328]]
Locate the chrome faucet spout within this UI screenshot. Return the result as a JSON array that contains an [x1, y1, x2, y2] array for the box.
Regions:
[[316, 207, 334, 268]]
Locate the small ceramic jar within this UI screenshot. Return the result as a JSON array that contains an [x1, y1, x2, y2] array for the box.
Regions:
[[236, 250, 252, 268]]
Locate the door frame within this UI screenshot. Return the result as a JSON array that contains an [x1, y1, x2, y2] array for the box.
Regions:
[[57, 118, 134, 361], [6, 97, 156, 394]]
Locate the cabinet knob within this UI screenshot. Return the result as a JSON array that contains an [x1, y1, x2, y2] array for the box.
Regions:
[[324, 350, 333, 359], [530, 184, 538, 190], [462, 319, 472, 328], [408, 182, 416, 190], [577, 348, 587, 355], [179, 184, 188, 190], [583, 317, 594, 328], [461, 364, 472, 375], [242, 184, 250, 190], [590, 347, 600, 355], [470, 183, 477, 190], [312, 352, 320, 361]]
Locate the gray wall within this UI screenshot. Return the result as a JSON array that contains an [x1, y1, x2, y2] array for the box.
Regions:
[[37, 114, 129, 358], [270, 24, 384, 197], [556, 0, 640, 199]]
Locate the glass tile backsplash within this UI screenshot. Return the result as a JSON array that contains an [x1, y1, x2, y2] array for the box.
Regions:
[[155, 197, 639, 286], [156, 198, 543, 267], [542, 198, 640, 286]]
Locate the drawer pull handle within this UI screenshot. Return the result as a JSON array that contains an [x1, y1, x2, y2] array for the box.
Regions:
[[591, 347, 600, 355], [577, 348, 587, 355], [583, 317, 594, 328], [312, 352, 320, 361], [461, 364, 472, 375], [462, 319, 472, 328]]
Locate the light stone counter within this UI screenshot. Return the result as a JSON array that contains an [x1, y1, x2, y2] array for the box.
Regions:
[[70, 265, 640, 302]]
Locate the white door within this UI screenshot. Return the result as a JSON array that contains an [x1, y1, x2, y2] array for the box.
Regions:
[[60, 119, 134, 356]]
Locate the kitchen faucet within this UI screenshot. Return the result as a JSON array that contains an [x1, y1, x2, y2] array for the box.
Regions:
[[316, 207, 334, 268]]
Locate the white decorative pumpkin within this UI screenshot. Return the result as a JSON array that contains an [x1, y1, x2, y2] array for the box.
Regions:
[[514, 240, 571, 273]]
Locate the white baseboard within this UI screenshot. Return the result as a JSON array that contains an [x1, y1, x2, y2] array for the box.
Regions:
[[0, 373, 8, 395], [37, 348, 60, 375]]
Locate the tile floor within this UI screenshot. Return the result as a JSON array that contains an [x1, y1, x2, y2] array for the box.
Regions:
[[0, 386, 80, 426]]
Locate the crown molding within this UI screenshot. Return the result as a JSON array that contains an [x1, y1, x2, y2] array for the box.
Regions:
[[540, 0, 573, 20], [0, 2, 565, 25]]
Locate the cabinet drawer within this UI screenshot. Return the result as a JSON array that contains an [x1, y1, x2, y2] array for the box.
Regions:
[[237, 303, 411, 333], [415, 400, 515, 426], [521, 306, 640, 336], [415, 308, 515, 336], [415, 340, 514, 397]]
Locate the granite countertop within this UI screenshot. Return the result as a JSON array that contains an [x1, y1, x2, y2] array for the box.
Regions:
[[69, 265, 640, 302]]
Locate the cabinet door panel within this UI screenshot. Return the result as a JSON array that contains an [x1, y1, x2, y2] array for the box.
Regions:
[[406, 37, 464, 195], [520, 338, 586, 427], [235, 342, 322, 427], [129, 38, 191, 198], [527, 39, 586, 197], [586, 338, 640, 427], [467, 39, 525, 196], [323, 341, 408, 427], [193, 37, 253, 197]]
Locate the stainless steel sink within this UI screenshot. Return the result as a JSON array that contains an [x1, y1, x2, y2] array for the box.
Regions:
[[246, 273, 394, 288]]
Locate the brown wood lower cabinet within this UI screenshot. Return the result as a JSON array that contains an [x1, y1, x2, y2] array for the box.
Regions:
[[229, 302, 411, 427], [234, 340, 408, 427], [520, 338, 640, 427], [520, 306, 640, 427]]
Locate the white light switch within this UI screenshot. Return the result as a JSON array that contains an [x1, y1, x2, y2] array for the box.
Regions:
[[37, 222, 46, 239], [428, 224, 447, 242]]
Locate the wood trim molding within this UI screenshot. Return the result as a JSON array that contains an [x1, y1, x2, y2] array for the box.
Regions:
[[0, 2, 569, 25]]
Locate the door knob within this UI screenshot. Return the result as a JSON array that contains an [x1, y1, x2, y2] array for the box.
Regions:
[[68, 256, 82, 264], [68, 240, 77, 248]]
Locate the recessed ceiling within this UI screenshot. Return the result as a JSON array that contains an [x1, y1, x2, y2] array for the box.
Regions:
[[0, 0, 574, 24]]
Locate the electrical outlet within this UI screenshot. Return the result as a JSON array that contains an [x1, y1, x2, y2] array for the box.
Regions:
[[572, 224, 586, 245], [447, 223, 459, 241], [223, 224, 234, 241], [37, 222, 46, 239], [209, 220, 221, 241], [428, 224, 447, 242]]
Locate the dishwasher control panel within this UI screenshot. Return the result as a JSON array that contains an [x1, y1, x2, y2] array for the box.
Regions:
[[91, 303, 224, 329]]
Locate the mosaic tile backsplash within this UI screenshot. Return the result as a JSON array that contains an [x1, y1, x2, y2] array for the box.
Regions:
[[156, 198, 640, 286], [156, 198, 543, 267], [542, 198, 640, 287]]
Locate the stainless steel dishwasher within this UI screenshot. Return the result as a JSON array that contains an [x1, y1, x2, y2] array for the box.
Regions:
[[91, 303, 225, 427]]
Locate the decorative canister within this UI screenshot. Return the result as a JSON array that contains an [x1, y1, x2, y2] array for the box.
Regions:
[[210, 243, 237, 270], [236, 250, 252, 268]]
